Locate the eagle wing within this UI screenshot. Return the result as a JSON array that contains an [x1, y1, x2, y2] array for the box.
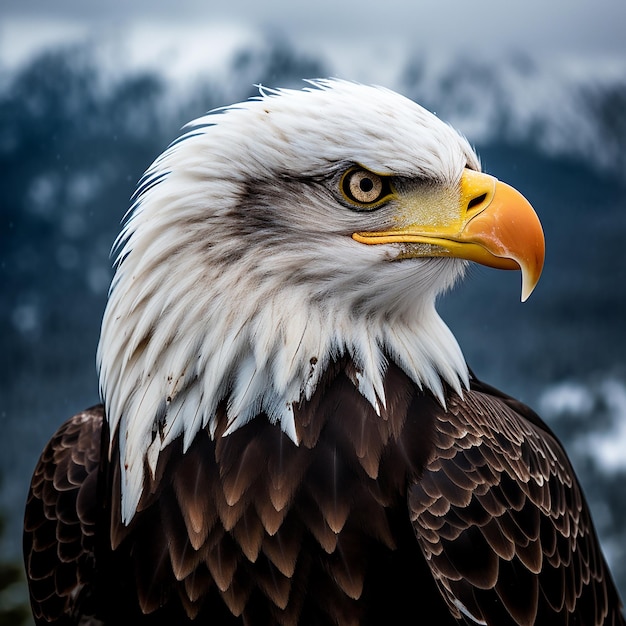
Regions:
[[408, 379, 625, 626], [23, 406, 103, 625]]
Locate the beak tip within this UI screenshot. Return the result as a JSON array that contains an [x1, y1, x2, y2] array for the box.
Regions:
[[520, 270, 541, 302]]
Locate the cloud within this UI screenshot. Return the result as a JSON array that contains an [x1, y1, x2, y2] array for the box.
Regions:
[[3, 0, 626, 62]]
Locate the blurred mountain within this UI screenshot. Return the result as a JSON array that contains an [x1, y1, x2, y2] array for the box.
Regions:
[[402, 51, 626, 178], [1, 39, 625, 618]]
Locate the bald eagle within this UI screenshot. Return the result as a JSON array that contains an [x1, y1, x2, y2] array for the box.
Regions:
[[24, 80, 625, 626]]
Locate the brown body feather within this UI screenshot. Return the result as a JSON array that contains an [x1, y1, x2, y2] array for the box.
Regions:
[[23, 359, 625, 625]]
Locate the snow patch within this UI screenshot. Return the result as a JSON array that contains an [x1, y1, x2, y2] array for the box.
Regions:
[[539, 378, 626, 474], [539, 381, 595, 418], [586, 380, 626, 473]]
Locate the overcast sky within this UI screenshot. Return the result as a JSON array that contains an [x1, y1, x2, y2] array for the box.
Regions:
[[1, 0, 625, 84]]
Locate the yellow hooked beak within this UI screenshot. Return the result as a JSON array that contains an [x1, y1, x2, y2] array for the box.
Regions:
[[352, 169, 545, 301]]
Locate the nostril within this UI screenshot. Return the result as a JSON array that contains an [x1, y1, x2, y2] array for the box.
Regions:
[[467, 193, 487, 211]]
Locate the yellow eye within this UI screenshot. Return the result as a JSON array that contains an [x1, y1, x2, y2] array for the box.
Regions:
[[340, 167, 392, 209]]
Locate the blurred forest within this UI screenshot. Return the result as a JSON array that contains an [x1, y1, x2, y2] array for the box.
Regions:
[[1, 40, 626, 622]]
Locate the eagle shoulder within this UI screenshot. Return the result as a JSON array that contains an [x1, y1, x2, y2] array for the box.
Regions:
[[23, 406, 104, 625], [409, 379, 625, 626]]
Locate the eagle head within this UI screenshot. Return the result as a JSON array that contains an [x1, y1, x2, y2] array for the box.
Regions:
[[97, 79, 544, 522]]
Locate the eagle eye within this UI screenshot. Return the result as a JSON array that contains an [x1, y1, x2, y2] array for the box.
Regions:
[[340, 167, 393, 209]]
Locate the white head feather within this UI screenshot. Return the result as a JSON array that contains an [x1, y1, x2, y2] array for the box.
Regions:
[[97, 79, 480, 523]]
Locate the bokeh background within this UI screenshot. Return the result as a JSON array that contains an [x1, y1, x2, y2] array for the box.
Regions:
[[1, 0, 626, 622]]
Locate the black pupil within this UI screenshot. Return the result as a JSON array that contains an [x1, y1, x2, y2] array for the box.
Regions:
[[360, 177, 374, 193]]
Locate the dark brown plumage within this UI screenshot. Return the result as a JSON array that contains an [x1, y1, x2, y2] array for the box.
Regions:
[[24, 359, 625, 625]]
